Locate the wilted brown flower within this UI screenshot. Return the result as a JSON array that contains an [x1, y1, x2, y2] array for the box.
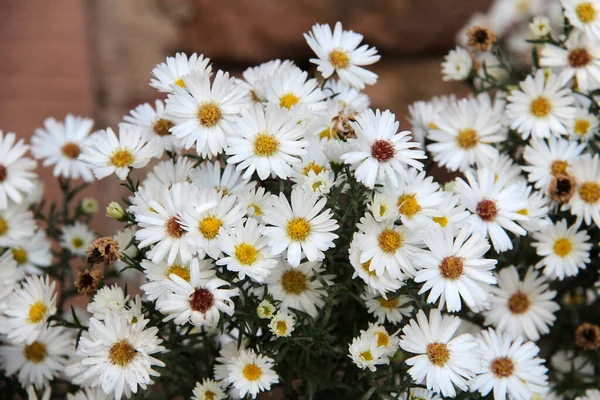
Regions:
[[75, 268, 103, 296], [548, 173, 577, 204], [87, 236, 120, 265], [575, 322, 600, 350], [467, 26, 497, 52], [331, 111, 357, 140]]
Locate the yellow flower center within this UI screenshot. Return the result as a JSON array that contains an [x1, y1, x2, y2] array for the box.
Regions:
[[28, 302, 47, 323], [439, 256, 464, 280], [491, 356, 515, 378], [108, 340, 136, 366], [574, 119, 591, 135], [286, 217, 311, 242], [61, 142, 81, 159], [553, 237, 573, 257], [397, 193, 422, 217], [249, 203, 263, 216], [167, 264, 190, 281], [508, 291, 531, 314], [276, 320, 288, 335], [0, 217, 8, 236], [329, 49, 350, 69], [279, 93, 299, 109], [319, 127, 333, 139], [377, 229, 403, 253], [71, 237, 85, 249], [456, 128, 478, 149], [205, 392, 216, 400], [199, 216, 223, 239], [11, 247, 27, 264], [197, 102, 222, 127], [376, 332, 389, 347], [174, 78, 186, 88], [432, 216, 448, 227], [235, 243, 258, 265], [110, 148, 134, 168], [427, 342, 450, 367], [281, 269, 308, 295], [361, 259, 377, 276], [359, 350, 373, 361], [302, 162, 324, 176], [242, 363, 262, 381], [253, 133, 279, 156], [576, 2, 597, 23], [579, 181, 600, 203], [551, 160, 569, 176], [530, 96, 552, 118], [24, 341, 47, 364], [377, 297, 398, 309]]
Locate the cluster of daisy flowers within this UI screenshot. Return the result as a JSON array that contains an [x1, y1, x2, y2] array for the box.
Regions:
[[1, 6, 600, 399]]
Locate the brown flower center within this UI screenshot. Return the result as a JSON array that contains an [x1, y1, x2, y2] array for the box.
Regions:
[[549, 173, 577, 203], [165, 216, 186, 238], [281, 269, 308, 295], [456, 128, 479, 149], [508, 291, 531, 314], [108, 340, 136, 366], [61, 142, 81, 159], [0, 164, 7, 182], [371, 139, 396, 162], [491, 356, 515, 378], [575, 322, 600, 349], [24, 341, 47, 364], [153, 118, 174, 136], [530, 96, 552, 118], [190, 288, 215, 313], [439, 256, 465, 280], [476, 199, 498, 222], [568, 48, 592, 68], [551, 160, 569, 176], [427, 342, 450, 367]]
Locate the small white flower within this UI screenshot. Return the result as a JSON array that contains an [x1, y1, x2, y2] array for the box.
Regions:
[[140, 257, 192, 302], [9, 230, 52, 274], [506, 70, 576, 140], [61, 221, 96, 256], [31, 114, 95, 182], [268, 311, 296, 337], [265, 65, 326, 113], [256, 299, 276, 319], [569, 106, 600, 141], [363, 292, 413, 324], [0, 131, 37, 209], [87, 284, 129, 320], [529, 15, 552, 38], [408, 95, 455, 144], [191, 378, 225, 400], [532, 218, 592, 280], [0, 204, 36, 247], [348, 333, 388, 372], [236, 186, 275, 221], [79, 125, 161, 180], [150, 52, 212, 92], [226, 349, 279, 399], [304, 22, 380, 89], [349, 238, 403, 297], [368, 192, 399, 222], [191, 160, 256, 195], [565, 153, 600, 228], [341, 109, 425, 188], [562, 0, 600, 40], [301, 169, 335, 196], [240, 59, 296, 102], [122, 100, 182, 152], [441, 46, 473, 81], [399, 309, 480, 397]]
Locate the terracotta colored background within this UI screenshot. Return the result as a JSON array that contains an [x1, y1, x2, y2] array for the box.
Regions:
[[0, 0, 489, 233]]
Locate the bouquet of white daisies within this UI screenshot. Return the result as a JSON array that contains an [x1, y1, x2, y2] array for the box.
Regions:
[[1, 1, 600, 399]]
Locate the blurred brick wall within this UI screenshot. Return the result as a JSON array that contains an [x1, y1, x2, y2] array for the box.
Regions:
[[0, 0, 489, 234]]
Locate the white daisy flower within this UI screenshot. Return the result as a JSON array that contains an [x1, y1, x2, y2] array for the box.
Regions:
[[0, 326, 73, 389], [61, 221, 96, 256], [304, 21, 380, 89], [300, 169, 335, 196], [522, 136, 586, 191], [191, 378, 225, 400], [191, 160, 256, 196], [75, 312, 165, 400], [150, 52, 212, 92], [236, 186, 275, 221], [432, 191, 470, 230], [529, 15, 552, 38], [0, 252, 20, 310], [362, 323, 400, 360], [454, 168, 529, 252], [87, 284, 129, 320], [165, 70, 250, 158], [408, 95, 455, 144], [225, 349, 278, 399], [566, 153, 600, 228], [399, 309, 480, 397], [379, 168, 445, 228], [181, 188, 245, 260], [368, 192, 399, 222], [362, 292, 413, 324], [427, 94, 506, 172], [353, 212, 420, 279], [291, 136, 330, 179], [216, 218, 278, 282], [213, 341, 245, 383], [532, 218, 592, 280], [415, 225, 497, 312], [31, 114, 95, 182], [0, 204, 36, 247], [471, 328, 548, 400], [268, 311, 296, 337], [349, 239, 403, 297], [9, 230, 52, 274], [79, 125, 161, 180], [0, 131, 37, 209], [265, 260, 333, 318], [134, 182, 215, 265], [265, 66, 326, 112], [569, 106, 600, 141], [240, 59, 296, 102], [256, 299, 276, 319], [441, 46, 473, 81], [341, 109, 425, 188], [3, 275, 57, 344], [158, 257, 238, 327], [506, 70, 576, 139], [140, 257, 193, 302], [348, 333, 388, 372], [540, 30, 600, 92], [562, 0, 600, 40], [484, 266, 560, 341], [226, 103, 308, 180], [122, 100, 182, 152], [262, 186, 338, 267]]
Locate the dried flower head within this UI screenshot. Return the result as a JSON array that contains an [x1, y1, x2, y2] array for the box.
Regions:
[[331, 111, 357, 140], [467, 26, 497, 52], [575, 322, 600, 350], [548, 173, 577, 204], [75, 268, 104, 296], [87, 236, 121, 265]]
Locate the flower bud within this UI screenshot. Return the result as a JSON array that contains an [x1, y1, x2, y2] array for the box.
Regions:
[[80, 198, 99, 214], [106, 202, 126, 220]]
